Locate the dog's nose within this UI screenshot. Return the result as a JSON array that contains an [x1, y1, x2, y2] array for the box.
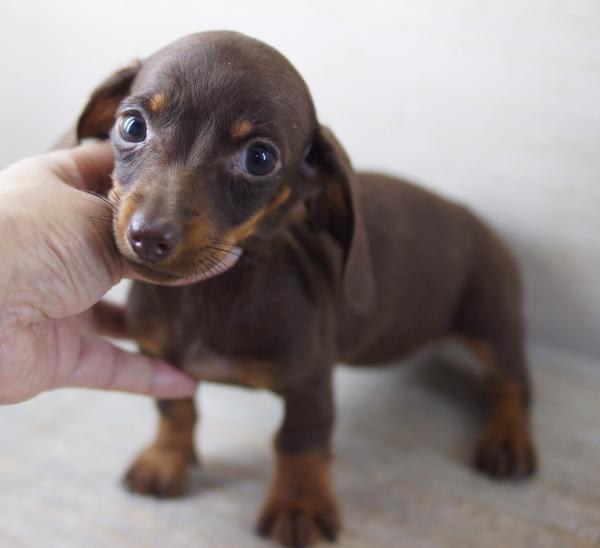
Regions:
[[127, 213, 182, 262]]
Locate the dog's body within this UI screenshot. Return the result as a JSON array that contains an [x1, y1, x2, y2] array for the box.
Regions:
[[129, 173, 522, 379], [75, 31, 536, 547]]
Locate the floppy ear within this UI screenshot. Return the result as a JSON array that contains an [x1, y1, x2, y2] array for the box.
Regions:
[[305, 126, 376, 313], [77, 61, 141, 141]]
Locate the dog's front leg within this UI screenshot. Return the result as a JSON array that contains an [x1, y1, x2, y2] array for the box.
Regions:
[[257, 370, 341, 547], [124, 397, 198, 498]]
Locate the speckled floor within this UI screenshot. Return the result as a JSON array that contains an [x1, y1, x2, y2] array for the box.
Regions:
[[1, 340, 599, 548]]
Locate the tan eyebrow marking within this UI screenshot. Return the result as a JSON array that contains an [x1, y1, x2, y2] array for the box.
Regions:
[[149, 93, 167, 113], [231, 119, 253, 139]]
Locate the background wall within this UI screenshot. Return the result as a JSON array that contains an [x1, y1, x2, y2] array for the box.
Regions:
[[1, 1, 599, 356]]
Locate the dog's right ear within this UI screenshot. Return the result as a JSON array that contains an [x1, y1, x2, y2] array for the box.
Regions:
[[77, 61, 141, 141]]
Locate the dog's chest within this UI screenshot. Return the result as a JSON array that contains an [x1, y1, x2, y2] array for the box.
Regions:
[[129, 275, 289, 390]]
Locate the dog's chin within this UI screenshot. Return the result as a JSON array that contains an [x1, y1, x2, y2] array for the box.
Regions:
[[121, 247, 243, 286]]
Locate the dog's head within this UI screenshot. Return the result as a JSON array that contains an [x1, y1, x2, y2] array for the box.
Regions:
[[78, 31, 374, 309]]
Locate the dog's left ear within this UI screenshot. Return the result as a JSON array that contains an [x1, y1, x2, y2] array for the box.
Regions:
[[77, 61, 141, 141], [304, 126, 376, 313]]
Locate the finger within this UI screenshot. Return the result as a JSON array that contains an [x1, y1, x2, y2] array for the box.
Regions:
[[48, 141, 114, 192], [66, 335, 198, 398]]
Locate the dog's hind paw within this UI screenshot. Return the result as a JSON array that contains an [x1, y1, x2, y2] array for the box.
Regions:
[[474, 422, 537, 479]]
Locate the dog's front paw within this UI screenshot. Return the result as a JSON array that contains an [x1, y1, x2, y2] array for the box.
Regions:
[[256, 492, 341, 547], [123, 443, 197, 498], [474, 421, 537, 479]]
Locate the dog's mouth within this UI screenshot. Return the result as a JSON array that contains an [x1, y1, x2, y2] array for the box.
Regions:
[[121, 246, 243, 286], [108, 187, 244, 285]]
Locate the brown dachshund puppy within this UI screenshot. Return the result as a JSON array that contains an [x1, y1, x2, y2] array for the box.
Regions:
[[76, 31, 536, 547]]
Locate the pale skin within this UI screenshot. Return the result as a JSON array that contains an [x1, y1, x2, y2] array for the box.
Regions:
[[0, 141, 197, 404]]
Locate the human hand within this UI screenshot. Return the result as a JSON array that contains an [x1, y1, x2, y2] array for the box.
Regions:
[[0, 142, 197, 404]]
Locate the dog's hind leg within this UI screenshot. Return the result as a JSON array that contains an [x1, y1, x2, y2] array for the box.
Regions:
[[464, 336, 537, 478], [123, 397, 198, 497], [456, 233, 537, 479]]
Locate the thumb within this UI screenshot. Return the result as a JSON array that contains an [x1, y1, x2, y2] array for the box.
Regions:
[[47, 140, 114, 193], [65, 335, 198, 398]]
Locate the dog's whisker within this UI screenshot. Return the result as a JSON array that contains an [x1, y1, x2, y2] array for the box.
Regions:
[[87, 192, 120, 215], [210, 239, 237, 250], [205, 251, 244, 292], [204, 251, 237, 281], [88, 215, 113, 225], [205, 244, 242, 258], [203, 252, 225, 274]]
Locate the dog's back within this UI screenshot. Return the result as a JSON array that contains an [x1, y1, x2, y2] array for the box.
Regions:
[[336, 173, 513, 364]]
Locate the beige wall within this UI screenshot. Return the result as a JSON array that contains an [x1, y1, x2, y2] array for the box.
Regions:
[[1, 1, 599, 355]]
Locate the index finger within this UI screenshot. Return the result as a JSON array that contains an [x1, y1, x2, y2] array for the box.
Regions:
[[66, 335, 198, 398]]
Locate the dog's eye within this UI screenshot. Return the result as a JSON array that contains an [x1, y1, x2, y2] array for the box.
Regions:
[[120, 114, 147, 143], [243, 144, 277, 176]]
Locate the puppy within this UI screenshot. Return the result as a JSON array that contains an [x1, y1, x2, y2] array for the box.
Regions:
[[76, 31, 537, 547]]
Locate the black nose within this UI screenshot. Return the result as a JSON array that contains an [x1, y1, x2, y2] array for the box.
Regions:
[[127, 213, 182, 262]]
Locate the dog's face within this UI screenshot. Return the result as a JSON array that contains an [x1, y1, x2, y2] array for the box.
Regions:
[[78, 32, 318, 284], [77, 31, 374, 308]]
